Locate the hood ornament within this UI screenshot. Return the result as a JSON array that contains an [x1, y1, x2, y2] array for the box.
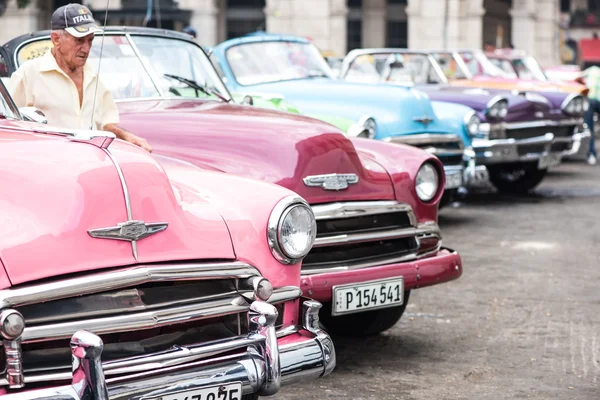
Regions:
[[89, 220, 168, 242], [413, 116, 434, 126], [303, 173, 359, 191]]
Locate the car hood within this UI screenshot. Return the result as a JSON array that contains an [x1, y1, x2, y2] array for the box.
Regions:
[[0, 121, 234, 286], [116, 99, 396, 204], [237, 78, 453, 136], [419, 85, 554, 122]]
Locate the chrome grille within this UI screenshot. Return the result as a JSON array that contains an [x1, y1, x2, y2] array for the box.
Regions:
[[383, 134, 464, 166], [303, 201, 441, 275], [0, 262, 299, 387], [506, 125, 576, 140]]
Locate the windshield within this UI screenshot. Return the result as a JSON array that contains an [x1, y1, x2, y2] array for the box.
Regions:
[[431, 52, 470, 80], [488, 58, 519, 78], [16, 35, 231, 101], [225, 41, 333, 85], [345, 52, 445, 85], [457, 51, 514, 78], [514, 57, 548, 81]]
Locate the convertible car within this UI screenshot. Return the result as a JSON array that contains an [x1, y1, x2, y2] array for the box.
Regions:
[[336, 48, 590, 193], [210, 34, 481, 198], [433, 49, 588, 96], [0, 79, 334, 399], [1, 27, 463, 337]]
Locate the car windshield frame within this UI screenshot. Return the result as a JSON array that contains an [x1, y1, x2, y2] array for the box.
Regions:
[[0, 79, 20, 120], [516, 56, 548, 82], [342, 50, 449, 85], [12, 32, 233, 103], [455, 50, 516, 79], [224, 40, 335, 86]]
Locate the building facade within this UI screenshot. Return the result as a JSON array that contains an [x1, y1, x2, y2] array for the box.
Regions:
[[0, 0, 564, 66]]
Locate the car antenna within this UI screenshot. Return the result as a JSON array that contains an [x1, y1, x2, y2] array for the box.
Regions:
[[89, 0, 110, 130]]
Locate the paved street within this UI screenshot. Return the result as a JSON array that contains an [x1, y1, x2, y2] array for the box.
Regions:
[[274, 159, 600, 400]]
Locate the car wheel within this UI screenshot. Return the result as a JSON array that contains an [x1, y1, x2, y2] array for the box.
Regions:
[[320, 290, 411, 337], [488, 162, 547, 194]]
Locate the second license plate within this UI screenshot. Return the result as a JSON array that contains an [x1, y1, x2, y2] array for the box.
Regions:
[[445, 171, 463, 189], [538, 153, 562, 169], [152, 382, 242, 400], [332, 277, 404, 316]]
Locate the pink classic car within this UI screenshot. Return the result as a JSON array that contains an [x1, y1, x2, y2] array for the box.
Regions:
[[1, 27, 463, 338], [0, 80, 335, 399]]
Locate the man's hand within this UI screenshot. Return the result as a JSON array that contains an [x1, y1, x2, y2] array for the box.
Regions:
[[104, 123, 152, 153], [123, 132, 153, 153]]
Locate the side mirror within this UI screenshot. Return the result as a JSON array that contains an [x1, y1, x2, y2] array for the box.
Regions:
[[19, 107, 48, 124], [241, 95, 254, 106]]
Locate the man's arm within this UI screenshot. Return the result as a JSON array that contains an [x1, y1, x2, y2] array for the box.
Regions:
[[6, 69, 28, 108], [103, 123, 152, 153]]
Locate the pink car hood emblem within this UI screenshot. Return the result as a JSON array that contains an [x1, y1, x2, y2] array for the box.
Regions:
[[88, 220, 168, 242], [303, 173, 359, 191]]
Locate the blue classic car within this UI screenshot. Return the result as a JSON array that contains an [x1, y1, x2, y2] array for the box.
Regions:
[[211, 34, 487, 202]]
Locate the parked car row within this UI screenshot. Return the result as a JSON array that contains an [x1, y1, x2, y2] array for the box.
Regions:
[[0, 27, 588, 399]]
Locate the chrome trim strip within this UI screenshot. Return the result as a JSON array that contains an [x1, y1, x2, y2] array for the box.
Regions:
[[313, 224, 437, 248], [504, 118, 582, 130], [383, 133, 463, 148], [21, 287, 300, 342], [102, 148, 138, 260], [0, 262, 258, 309], [311, 201, 417, 226]]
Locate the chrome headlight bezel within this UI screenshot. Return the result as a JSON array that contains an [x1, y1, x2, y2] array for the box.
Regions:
[[347, 115, 377, 139], [267, 196, 317, 265], [561, 94, 586, 116], [463, 110, 481, 137], [415, 163, 440, 202], [485, 96, 509, 121]]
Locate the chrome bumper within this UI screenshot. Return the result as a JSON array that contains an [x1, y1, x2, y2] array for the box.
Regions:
[[443, 164, 465, 189], [472, 128, 589, 165], [0, 300, 335, 400]]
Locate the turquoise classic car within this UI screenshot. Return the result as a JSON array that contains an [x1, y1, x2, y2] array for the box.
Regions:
[[211, 34, 486, 201]]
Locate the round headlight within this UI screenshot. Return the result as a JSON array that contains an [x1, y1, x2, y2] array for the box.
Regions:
[[415, 163, 439, 202], [361, 117, 377, 139], [562, 94, 585, 116], [498, 105, 508, 119], [268, 197, 317, 264], [464, 111, 481, 137], [486, 98, 508, 121], [488, 106, 499, 118]]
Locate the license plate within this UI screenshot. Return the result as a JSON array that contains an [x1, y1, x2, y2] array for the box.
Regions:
[[151, 383, 242, 400], [444, 171, 463, 189], [538, 153, 562, 169], [332, 277, 404, 316]]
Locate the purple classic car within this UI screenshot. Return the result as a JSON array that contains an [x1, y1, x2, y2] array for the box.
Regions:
[[338, 49, 590, 193]]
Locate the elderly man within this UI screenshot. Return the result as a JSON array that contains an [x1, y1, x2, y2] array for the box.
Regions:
[[8, 3, 151, 152]]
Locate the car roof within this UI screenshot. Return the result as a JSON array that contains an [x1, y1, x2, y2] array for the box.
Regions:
[[216, 32, 311, 50]]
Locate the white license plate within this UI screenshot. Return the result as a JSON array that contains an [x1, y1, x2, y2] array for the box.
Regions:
[[538, 153, 562, 169], [332, 277, 404, 316], [445, 171, 463, 189], [153, 383, 242, 400]]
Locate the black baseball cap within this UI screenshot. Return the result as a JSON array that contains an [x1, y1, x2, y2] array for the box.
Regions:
[[51, 3, 103, 38]]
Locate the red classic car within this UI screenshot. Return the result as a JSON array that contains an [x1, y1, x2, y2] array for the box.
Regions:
[[0, 79, 335, 399], [1, 27, 462, 337]]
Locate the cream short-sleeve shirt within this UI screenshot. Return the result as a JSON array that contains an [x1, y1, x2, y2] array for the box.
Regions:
[[7, 51, 119, 130]]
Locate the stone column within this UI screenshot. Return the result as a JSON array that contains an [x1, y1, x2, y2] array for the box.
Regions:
[[510, 0, 560, 66], [0, 1, 39, 45], [178, 0, 222, 47], [407, 0, 483, 49], [362, 0, 386, 48], [265, 0, 348, 56]]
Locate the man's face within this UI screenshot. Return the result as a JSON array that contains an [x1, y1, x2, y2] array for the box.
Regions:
[[52, 31, 94, 70]]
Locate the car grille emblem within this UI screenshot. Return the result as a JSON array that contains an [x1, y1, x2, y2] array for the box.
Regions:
[[303, 173, 359, 191], [413, 116, 434, 126], [88, 220, 168, 242]]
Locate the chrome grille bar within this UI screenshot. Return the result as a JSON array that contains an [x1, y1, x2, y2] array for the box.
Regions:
[[20, 287, 300, 343], [313, 225, 438, 248], [0, 261, 258, 309], [311, 201, 417, 225]]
